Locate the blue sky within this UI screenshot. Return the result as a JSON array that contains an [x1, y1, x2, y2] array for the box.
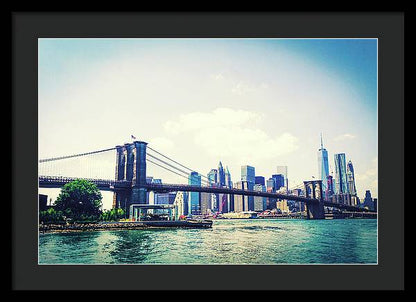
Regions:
[[38, 38, 378, 209]]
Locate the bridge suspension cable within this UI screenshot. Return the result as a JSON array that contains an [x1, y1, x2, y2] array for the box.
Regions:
[[147, 146, 210, 181], [39, 147, 116, 163], [146, 157, 210, 185], [147, 153, 194, 178]]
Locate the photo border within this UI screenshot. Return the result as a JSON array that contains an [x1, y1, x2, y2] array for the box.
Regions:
[[12, 12, 404, 290]]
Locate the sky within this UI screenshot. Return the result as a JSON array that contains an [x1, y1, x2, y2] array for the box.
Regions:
[[38, 38, 378, 210]]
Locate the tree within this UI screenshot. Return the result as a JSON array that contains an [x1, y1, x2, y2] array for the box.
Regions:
[[54, 179, 103, 220], [39, 208, 64, 223], [100, 208, 125, 221]]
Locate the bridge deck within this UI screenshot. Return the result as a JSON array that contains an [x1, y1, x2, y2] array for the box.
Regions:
[[38, 176, 370, 212]]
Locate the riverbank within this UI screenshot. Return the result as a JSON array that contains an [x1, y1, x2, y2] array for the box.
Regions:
[[39, 220, 213, 233]]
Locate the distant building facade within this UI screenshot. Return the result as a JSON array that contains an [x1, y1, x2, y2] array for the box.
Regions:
[[188, 172, 201, 215], [255, 176, 265, 186], [317, 134, 330, 193], [334, 153, 348, 194], [347, 160, 357, 195], [276, 166, 288, 187], [272, 174, 285, 191], [253, 183, 267, 212]]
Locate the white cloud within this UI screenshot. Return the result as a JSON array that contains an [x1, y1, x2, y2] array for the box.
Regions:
[[210, 73, 225, 81], [163, 107, 299, 165], [149, 137, 174, 151], [355, 157, 378, 198], [334, 133, 356, 141], [231, 81, 255, 95], [164, 107, 262, 135]]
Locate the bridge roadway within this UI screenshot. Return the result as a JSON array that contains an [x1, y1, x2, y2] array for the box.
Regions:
[[38, 176, 370, 212]]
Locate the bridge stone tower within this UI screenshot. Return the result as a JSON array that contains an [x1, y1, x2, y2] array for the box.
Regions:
[[112, 141, 148, 216], [303, 180, 325, 219]]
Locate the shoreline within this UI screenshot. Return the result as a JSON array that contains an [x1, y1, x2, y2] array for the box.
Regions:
[[39, 220, 213, 234]]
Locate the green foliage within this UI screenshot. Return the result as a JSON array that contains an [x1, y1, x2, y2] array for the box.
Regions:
[[54, 179, 103, 220], [100, 208, 125, 221], [39, 208, 65, 224]]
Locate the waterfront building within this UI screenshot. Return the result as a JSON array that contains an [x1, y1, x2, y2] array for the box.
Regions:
[[173, 191, 187, 219], [253, 184, 267, 212], [200, 192, 212, 216], [255, 176, 265, 186], [154, 192, 177, 205], [347, 160, 357, 195], [317, 134, 330, 193], [276, 187, 289, 212], [334, 153, 348, 194], [234, 181, 253, 212], [218, 193, 229, 213], [266, 186, 277, 210], [276, 200, 289, 213], [212, 193, 219, 212], [272, 174, 285, 191], [326, 174, 335, 200], [291, 189, 305, 212], [363, 190, 374, 210], [351, 195, 360, 207], [188, 172, 201, 215]]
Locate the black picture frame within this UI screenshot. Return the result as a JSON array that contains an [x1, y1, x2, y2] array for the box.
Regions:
[[12, 11, 405, 291]]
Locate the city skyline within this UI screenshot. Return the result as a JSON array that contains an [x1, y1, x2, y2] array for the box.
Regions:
[[38, 38, 378, 208]]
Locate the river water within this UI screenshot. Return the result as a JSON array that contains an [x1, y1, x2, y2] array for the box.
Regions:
[[38, 219, 377, 264]]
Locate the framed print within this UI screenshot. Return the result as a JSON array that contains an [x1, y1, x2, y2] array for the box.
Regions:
[[12, 11, 405, 291]]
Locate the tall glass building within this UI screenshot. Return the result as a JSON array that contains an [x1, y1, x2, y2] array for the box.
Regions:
[[276, 166, 288, 188], [218, 161, 226, 187], [225, 166, 232, 188], [334, 153, 348, 194], [255, 176, 265, 186], [241, 165, 255, 211], [188, 171, 201, 215], [207, 169, 217, 185], [347, 160, 357, 195], [241, 165, 255, 184], [317, 134, 330, 193], [272, 174, 285, 190]]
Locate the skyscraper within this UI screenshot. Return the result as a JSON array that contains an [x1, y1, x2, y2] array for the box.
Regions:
[[253, 183, 267, 212], [272, 174, 285, 190], [207, 169, 218, 185], [255, 176, 265, 186], [241, 165, 255, 211], [200, 192, 212, 215], [276, 166, 288, 187], [233, 181, 253, 212], [218, 161, 226, 187], [225, 166, 232, 188], [188, 172, 201, 215], [317, 133, 330, 193], [363, 190, 374, 210], [266, 178, 276, 191], [347, 160, 357, 195], [334, 153, 348, 194], [326, 174, 334, 199], [241, 165, 255, 184]]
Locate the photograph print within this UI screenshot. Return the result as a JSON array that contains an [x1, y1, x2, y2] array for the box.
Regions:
[[38, 38, 378, 265]]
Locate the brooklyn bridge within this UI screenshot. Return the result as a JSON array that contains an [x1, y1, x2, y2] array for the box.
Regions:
[[39, 140, 373, 219]]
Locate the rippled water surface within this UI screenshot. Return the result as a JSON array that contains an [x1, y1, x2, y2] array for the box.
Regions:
[[39, 219, 377, 264]]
